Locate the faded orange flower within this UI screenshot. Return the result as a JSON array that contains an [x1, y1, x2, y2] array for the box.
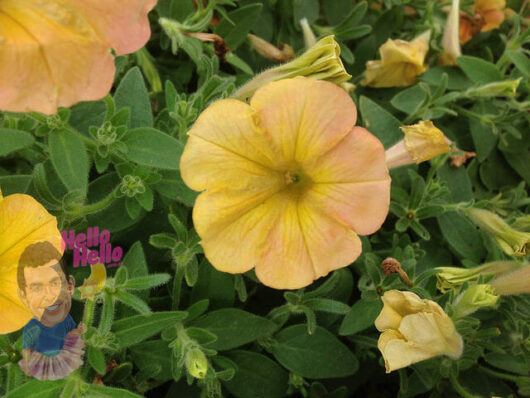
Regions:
[[474, 0, 505, 31], [180, 77, 391, 289], [0, 0, 157, 115], [0, 186, 63, 334]]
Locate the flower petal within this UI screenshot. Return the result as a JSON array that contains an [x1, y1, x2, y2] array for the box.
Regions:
[[65, 0, 156, 55], [378, 330, 436, 373], [0, 1, 115, 113], [250, 77, 357, 165], [198, 192, 286, 274], [0, 193, 63, 333], [181, 99, 280, 191], [254, 193, 316, 289]]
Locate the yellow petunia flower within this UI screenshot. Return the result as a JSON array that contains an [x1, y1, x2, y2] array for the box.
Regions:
[[78, 262, 107, 300], [0, 186, 63, 334], [375, 290, 463, 373], [0, 0, 156, 115], [180, 77, 391, 290], [361, 32, 430, 88]]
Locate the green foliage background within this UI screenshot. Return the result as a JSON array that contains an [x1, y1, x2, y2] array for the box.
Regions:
[[0, 0, 529, 397]]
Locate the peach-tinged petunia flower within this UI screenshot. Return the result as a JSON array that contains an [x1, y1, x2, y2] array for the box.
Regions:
[[0, 0, 157, 115], [180, 77, 391, 289], [0, 186, 63, 334], [385, 121, 451, 169], [361, 31, 430, 88], [375, 290, 463, 373]]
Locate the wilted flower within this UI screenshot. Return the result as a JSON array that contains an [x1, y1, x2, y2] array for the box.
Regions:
[[453, 284, 499, 318], [474, 0, 506, 31], [361, 31, 430, 88], [181, 77, 391, 289], [385, 121, 451, 169], [247, 34, 295, 63], [0, 0, 156, 114], [231, 36, 351, 101], [459, 13, 485, 44], [436, 261, 519, 292], [0, 186, 63, 333], [375, 290, 463, 373], [441, 0, 462, 65], [466, 208, 530, 257], [489, 265, 530, 295]]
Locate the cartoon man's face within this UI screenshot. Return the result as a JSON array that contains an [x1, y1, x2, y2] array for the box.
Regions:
[[18, 260, 74, 327]]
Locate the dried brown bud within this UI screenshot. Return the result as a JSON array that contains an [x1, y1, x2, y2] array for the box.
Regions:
[[381, 257, 412, 287]]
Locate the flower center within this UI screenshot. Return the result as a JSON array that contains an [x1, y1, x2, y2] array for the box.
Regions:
[[283, 169, 312, 194]]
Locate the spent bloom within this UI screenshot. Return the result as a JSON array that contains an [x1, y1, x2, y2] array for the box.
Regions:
[[441, 0, 462, 66], [375, 290, 463, 373], [231, 36, 351, 101], [361, 31, 430, 88], [181, 77, 391, 289], [436, 261, 520, 292], [466, 208, 530, 257], [0, 186, 63, 334], [385, 121, 451, 169], [0, 0, 156, 114]]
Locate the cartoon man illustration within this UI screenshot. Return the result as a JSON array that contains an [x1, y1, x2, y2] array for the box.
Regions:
[[17, 241, 86, 380]]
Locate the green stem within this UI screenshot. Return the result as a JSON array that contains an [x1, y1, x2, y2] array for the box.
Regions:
[[65, 186, 119, 219], [172, 264, 185, 310], [478, 365, 530, 384], [449, 372, 482, 398], [83, 298, 95, 328]]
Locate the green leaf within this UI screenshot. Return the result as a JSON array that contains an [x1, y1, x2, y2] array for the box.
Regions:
[[130, 340, 172, 382], [190, 308, 278, 350], [339, 298, 382, 335], [152, 170, 198, 206], [437, 211, 486, 263], [421, 66, 472, 90], [484, 353, 529, 375], [271, 325, 358, 379], [125, 195, 142, 219], [135, 186, 154, 211], [114, 290, 151, 314], [4, 379, 65, 398], [223, 350, 289, 398], [124, 274, 171, 290], [0, 128, 35, 156], [293, 0, 320, 24], [123, 127, 183, 170], [114, 67, 153, 128], [391, 85, 427, 116], [48, 128, 89, 194], [215, 4, 263, 50], [112, 311, 187, 348], [504, 150, 530, 185], [226, 52, 254, 75], [0, 175, 32, 195], [437, 162, 473, 202], [457, 56, 502, 84], [88, 345, 107, 375], [85, 384, 144, 398], [505, 50, 530, 77], [304, 298, 351, 314], [359, 96, 402, 148]]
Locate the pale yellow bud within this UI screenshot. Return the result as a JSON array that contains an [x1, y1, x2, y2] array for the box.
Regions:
[[453, 284, 499, 318]]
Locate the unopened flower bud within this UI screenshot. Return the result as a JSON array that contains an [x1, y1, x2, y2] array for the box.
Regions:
[[464, 79, 521, 98], [385, 121, 451, 169], [185, 349, 208, 379], [453, 284, 499, 318], [300, 18, 317, 49], [490, 265, 530, 295], [466, 208, 530, 257]]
